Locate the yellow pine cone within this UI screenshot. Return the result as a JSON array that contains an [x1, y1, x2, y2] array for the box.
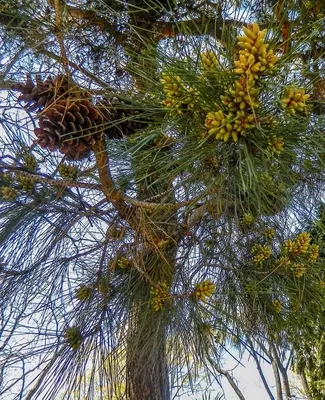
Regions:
[[264, 227, 275, 240], [160, 73, 183, 91], [150, 282, 170, 311], [295, 232, 311, 254], [277, 256, 291, 269], [64, 326, 82, 350], [201, 51, 218, 71], [117, 257, 131, 269], [205, 108, 255, 143], [193, 279, 215, 302], [234, 77, 259, 100], [183, 87, 199, 110], [16, 173, 35, 192], [20, 153, 38, 171], [234, 53, 261, 76], [237, 23, 276, 72], [294, 263, 307, 278], [283, 232, 311, 256], [161, 73, 184, 112], [268, 136, 284, 155], [58, 163, 79, 180], [272, 299, 282, 313], [283, 239, 295, 255], [258, 49, 277, 70], [1, 186, 18, 200], [243, 212, 254, 225], [76, 284, 94, 301], [282, 87, 310, 114], [205, 110, 225, 130], [251, 244, 272, 266], [161, 73, 198, 114], [307, 244, 319, 263]]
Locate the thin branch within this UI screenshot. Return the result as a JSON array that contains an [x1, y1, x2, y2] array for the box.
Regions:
[[270, 343, 291, 400], [246, 338, 275, 400], [299, 370, 312, 400], [268, 346, 283, 400], [3, 167, 102, 191], [214, 366, 246, 400]]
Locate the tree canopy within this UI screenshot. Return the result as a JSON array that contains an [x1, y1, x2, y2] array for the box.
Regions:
[[0, 1, 325, 399]]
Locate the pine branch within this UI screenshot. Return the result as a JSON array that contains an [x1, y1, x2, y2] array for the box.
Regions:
[[92, 137, 139, 226], [299, 370, 312, 400], [246, 338, 275, 400], [270, 343, 292, 400], [2, 167, 102, 191], [214, 366, 246, 400]]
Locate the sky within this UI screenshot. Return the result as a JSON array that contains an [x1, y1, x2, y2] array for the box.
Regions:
[[175, 353, 303, 399]]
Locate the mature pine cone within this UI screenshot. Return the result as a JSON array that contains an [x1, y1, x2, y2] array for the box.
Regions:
[[12, 75, 71, 112], [98, 97, 147, 139], [34, 99, 104, 160]]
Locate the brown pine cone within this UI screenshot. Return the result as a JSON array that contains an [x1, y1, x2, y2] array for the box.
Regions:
[[34, 99, 104, 160], [12, 75, 71, 112], [98, 97, 147, 139]]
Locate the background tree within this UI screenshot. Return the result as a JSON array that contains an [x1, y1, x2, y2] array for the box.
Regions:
[[0, 0, 325, 399]]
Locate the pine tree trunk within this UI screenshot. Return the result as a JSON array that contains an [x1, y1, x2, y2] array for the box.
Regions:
[[126, 301, 170, 400], [125, 142, 176, 399], [125, 248, 175, 400]]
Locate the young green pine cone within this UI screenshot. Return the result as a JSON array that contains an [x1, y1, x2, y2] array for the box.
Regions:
[[117, 257, 131, 269], [150, 282, 170, 311], [268, 136, 284, 155], [1, 186, 18, 200], [294, 263, 307, 278], [64, 326, 83, 350], [76, 284, 94, 301], [243, 212, 254, 225], [193, 279, 215, 302], [251, 244, 272, 266], [272, 299, 282, 313], [264, 227, 275, 240], [282, 87, 310, 114], [58, 164, 79, 180], [283, 239, 295, 255], [307, 244, 319, 263], [16, 173, 35, 192], [98, 276, 110, 296], [201, 51, 218, 71], [295, 232, 311, 254], [20, 153, 38, 171]]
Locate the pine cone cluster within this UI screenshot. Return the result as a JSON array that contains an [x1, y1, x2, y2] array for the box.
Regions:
[[13, 76, 147, 160], [34, 99, 104, 160], [12, 75, 71, 112], [99, 98, 147, 139]]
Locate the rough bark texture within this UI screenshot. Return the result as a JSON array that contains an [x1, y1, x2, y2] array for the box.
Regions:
[[299, 371, 312, 400], [125, 136, 176, 399], [126, 300, 170, 400]]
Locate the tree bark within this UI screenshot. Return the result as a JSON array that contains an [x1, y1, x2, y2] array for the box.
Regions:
[[126, 300, 170, 400], [246, 338, 275, 400], [125, 130, 176, 399], [270, 344, 291, 400], [299, 370, 312, 400], [269, 349, 283, 400], [214, 366, 246, 400]]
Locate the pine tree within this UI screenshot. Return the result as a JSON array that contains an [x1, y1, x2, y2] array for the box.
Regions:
[[0, 1, 325, 399]]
